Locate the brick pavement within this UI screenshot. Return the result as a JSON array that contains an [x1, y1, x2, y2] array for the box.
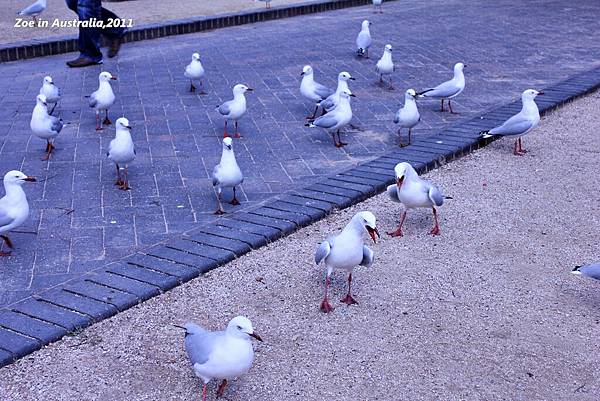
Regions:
[[0, 0, 599, 309]]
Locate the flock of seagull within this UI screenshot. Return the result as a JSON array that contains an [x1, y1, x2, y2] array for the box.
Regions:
[[4, 1, 597, 400]]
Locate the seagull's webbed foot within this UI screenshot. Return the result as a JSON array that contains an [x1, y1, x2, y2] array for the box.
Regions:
[[0, 251, 11, 257], [230, 198, 241, 206], [189, 83, 196, 92], [320, 298, 334, 313], [340, 293, 358, 305], [214, 209, 225, 215], [103, 117, 112, 125], [429, 226, 440, 236], [1, 235, 14, 249], [216, 379, 228, 398], [387, 228, 403, 237]]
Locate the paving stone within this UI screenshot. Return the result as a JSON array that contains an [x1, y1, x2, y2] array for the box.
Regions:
[[184, 232, 252, 257], [277, 194, 335, 213], [295, 189, 353, 209], [0, 310, 66, 343], [231, 213, 296, 235], [86, 272, 161, 301], [106, 262, 179, 291], [0, 327, 41, 358], [63, 281, 141, 311], [190, 224, 268, 249], [250, 207, 311, 227], [167, 238, 236, 263], [265, 200, 327, 220], [145, 245, 214, 272], [11, 299, 90, 332], [125, 254, 199, 282], [35, 289, 118, 321]]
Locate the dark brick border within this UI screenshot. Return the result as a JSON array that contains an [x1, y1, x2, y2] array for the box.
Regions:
[[0, 66, 599, 368], [1, 0, 382, 63]]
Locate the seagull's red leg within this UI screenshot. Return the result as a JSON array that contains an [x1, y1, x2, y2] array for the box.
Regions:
[[340, 273, 358, 305], [114, 164, 123, 186], [320, 274, 334, 313], [103, 110, 112, 125], [42, 141, 51, 161], [408, 128, 412, 145], [214, 189, 225, 215], [387, 211, 407, 237], [230, 187, 241, 205], [95, 112, 102, 131], [331, 132, 339, 147], [336, 130, 347, 147], [121, 167, 131, 190], [199, 81, 207, 95], [189, 81, 196, 92], [1, 235, 14, 249], [234, 121, 241, 138], [223, 121, 230, 138], [216, 379, 228, 398], [449, 100, 456, 114], [201, 384, 207, 401], [519, 138, 528, 153], [389, 75, 394, 90], [440, 99, 445, 112], [430, 207, 441, 235], [513, 139, 524, 156], [307, 104, 319, 120]]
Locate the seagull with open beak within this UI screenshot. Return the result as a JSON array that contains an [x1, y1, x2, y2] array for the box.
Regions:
[[315, 211, 379, 313]]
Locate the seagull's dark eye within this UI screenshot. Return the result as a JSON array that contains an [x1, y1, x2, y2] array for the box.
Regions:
[[236, 325, 243, 330]]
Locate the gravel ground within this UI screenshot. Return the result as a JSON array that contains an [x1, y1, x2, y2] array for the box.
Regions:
[[1, 93, 600, 400], [4, 0, 308, 44]]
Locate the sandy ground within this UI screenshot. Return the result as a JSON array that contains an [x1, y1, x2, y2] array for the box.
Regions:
[[4, 0, 309, 44], [1, 92, 600, 400]]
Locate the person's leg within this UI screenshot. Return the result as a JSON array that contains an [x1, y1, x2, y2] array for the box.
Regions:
[[101, 7, 126, 58], [67, 0, 103, 66]]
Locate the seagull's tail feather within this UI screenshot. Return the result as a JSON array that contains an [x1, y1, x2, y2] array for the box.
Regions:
[[415, 88, 434, 98], [572, 266, 583, 275], [480, 130, 493, 139], [357, 48, 365, 56]]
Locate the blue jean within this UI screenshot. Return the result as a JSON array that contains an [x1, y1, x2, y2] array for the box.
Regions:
[[65, 0, 125, 62]]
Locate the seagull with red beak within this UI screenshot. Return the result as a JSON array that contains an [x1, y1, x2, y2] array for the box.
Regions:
[[387, 162, 446, 237], [176, 316, 262, 401], [315, 211, 378, 313], [107, 117, 135, 190], [0, 170, 36, 256]]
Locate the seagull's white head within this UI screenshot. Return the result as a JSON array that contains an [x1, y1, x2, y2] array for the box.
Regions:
[[116, 117, 132, 130], [405, 89, 417, 99], [394, 162, 417, 188], [222, 136, 233, 150], [191, 52, 200, 61], [355, 211, 379, 243], [338, 71, 355, 82], [522, 89, 543, 101], [233, 83, 253, 95], [384, 44, 392, 52], [227, 316, 263, 342], [361, 20, 371, 29], [301, 65, 313, 76], [36, 94, 48, 106], [43, 76, 54, 85], [3, 170, 36, 186], [99, 71, 117, 82], [454, 62, 466, 73]]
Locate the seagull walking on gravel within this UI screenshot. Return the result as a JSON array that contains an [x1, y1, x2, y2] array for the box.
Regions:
[[480, 89, 543, 156], [376, 44, 395, 89], [572, 263, 600, 281], [315, 211, 379, 313], [306, 91, 355, 147], [0, 171, 36, 257], [39, 76, 60, 115], [319, 71, 355, 113], [89, 71, 117, 131], [107, 117, 135, 190], [300, 65, 334, 119], [31, 94, 63, 161], [394, 89, 420, 146], [356, 20, 372, 58], [417, 62, 466, 113], [184, 52, 206, 94], [17, 0, 46, 23], [387, 162, 446, 236], [212, 137, 243, 215], [372, 0, 383, 12], [175, 316, 263, 401], [216, 84, 253, 138]]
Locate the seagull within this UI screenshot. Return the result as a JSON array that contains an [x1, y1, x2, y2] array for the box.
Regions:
[[372, 0, 383, 13], [39, 76, 60, 115], [175, 316, 263, 401], [216, 84, 253, 138], [315, 211, 379, 313], [572, 263, 600, 281], [17, 0, 46, 23], [184, 53, 206, 94], [318, 71, 355, 113], [480, 89, 543, 156], [300, 65, 334, 119], [0, 170, 36, 257], [356, 20, 372, 58], [306, 91, 355, 147], [255, 0, 272, 8], [212, 137, 243, 215], [417, 62, 466, 113], [107, 117, 135, 190], [376, 44, 394, 89], [394, 89, 420, 147], [89, 71, 117, 131], [387, 162, 446, 236], [30, 94, 63, 161]]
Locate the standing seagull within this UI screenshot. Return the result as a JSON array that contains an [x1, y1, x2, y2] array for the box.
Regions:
[[372, 0, 383, 13], [315, 211, 379, 313], [572, 263, 600, 281], [318, 71, 355, 113], [306, 91, 355, 147], [356, 20, 372, 58], [212, 137, 244, 215], [376, 44, 395, 89], [387, 162, 446, 236], [107, 117, 135, 190], [0, 171, 36, 256], [255, 0, 272, 8], [176, 316, 263, 401], [17, 0, 46, 23], [89, 71, 117, 131], [480, 89, 543, 156], [417, 62, 466, 113], [31, 94, 63, 161], [184, 53, 206, 94], [39, 76, 60, 115], [300, 65, 334, 119], [216, 84, 253, 138], [394, 89, 420, 146]]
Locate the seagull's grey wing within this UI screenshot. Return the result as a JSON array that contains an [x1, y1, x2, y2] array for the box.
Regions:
[[387, 184, 401, 203], [184, 323, 217, 366], [88, 92, 98, 108], [211, 164, 222, 186], [314, 240, 331, 265], [319, 94, 335, 110], [356, 31, 371, 50], [574, 263, 600, 280], [489, 113, 535, 137], [50, 117, 63, 134], [360, 245, 374, 267], [312, 113, 338, 129], [217, 101, 232, 116], [423, 80, 459, 98], [314, 83, 333, 100], [427, 184, 444, 207], [19, 1, 44, 15], [0, 207, 14, 228]]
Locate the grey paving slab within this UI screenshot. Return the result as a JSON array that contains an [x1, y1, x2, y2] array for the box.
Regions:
[[11, 299, 90, 332], [0, 327, 41, 358], [35, 289, 118, 321], [0, 310, 66, 343]]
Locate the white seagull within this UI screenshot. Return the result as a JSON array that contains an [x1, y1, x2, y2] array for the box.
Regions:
[[89, 71, 117, 131], [216, 84, 253, 138], [480, 89, 543, 156], [255, 0, 272, 8], [356, 20, 372, 58], [394, 89, 420, 146], [318, 71, 355, 112], [376, 44, 395, 89], [30, 94, 63, 161], [0, 171, 36, 257], [184, 52, 206, 94], [417, 62, 466, 113], [176, 316, 263, 401], [315, 211, 379, 313], [212, 137, 244, 215], [572, 263, 600, 281], [17, 0, 46, 23], [372, 0, 383, 13], [306, 90, 355, 147], [387, 162, 446, 236], [39, 76, 60, 115], [300, 65, 334, 119], [107, 117, 135, 190]]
